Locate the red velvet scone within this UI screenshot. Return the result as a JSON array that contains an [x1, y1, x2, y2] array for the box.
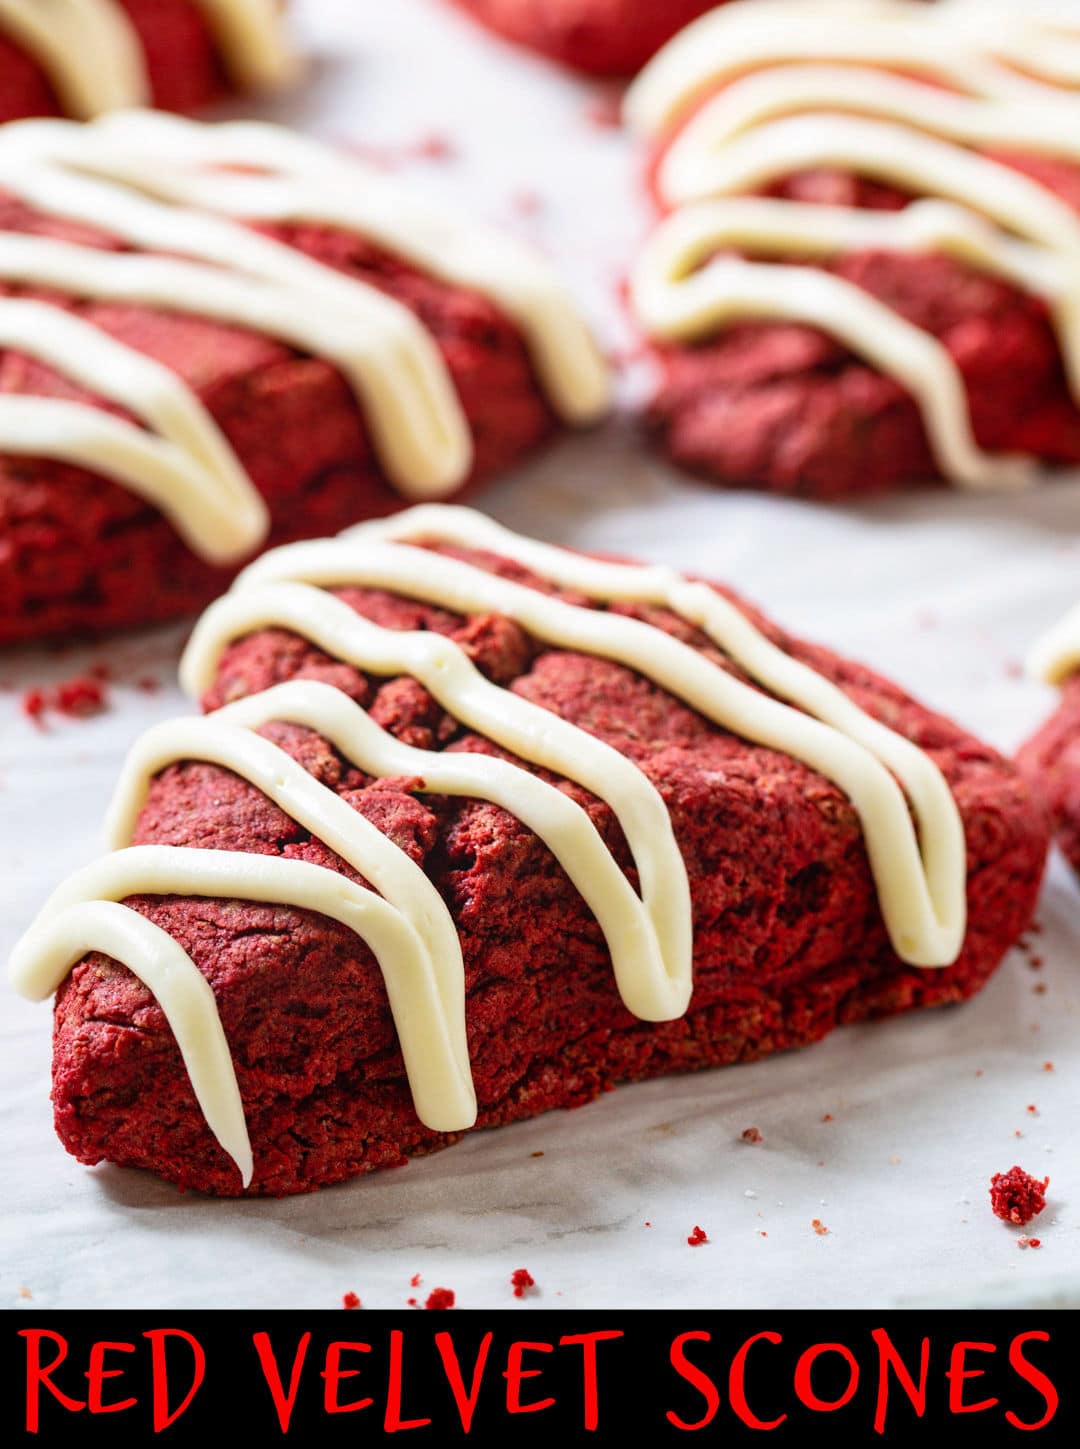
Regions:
[[0, 0, 295, 122], [10, 507, 1048, 1196], [1019, 604, 1080, 874], [0, 113, 609, 643], [625, 0, 1080, 497], [447, 0, 718, 76]]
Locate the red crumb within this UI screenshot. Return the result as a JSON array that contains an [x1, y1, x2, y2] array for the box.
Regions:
[[644, 1220, 652, 1227], [1043, 1061, 1054, 1071], [741, 1126, 763, 1145], [1034, 983, 1048, 995], [759, 1231, 768, 1238], [687, 1225, 708, 1247], [410, 132, 457, 162], [812, 1219, 829, 1236], [54, 677, 107, 717], [341, 1291, 361, 1310], [511, 1268, 536, 1298], [22, 676, 108, 723], [137, 676, 161, 694], [409, 1273, 421, 1288], [20, 688, 46, 724], [530, 1151, 544, 1158], [425, 1287, 455, 1310], [406, 1297, 418, 1307], [990, 1166, 1049, 1226], [1030, 956, 1044, 970], [1026, 1104, 1038, 1115], [822, 1113, 834, 1122]]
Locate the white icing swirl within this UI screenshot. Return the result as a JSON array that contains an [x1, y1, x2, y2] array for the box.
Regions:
[[625, 0, 1080, 491], [8, 506, 969, 1187], [0, 114, 609, 561]]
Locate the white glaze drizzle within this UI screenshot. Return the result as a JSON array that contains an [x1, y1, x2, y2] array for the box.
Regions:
[[0, 114, 609, 559], [1028, 600, 1080, 684], [24, 110, 611, 428], [189, 0, 298, 91], [625, 0, 1080, 491], [625, 0, 1080, 139], [8, 506, 969, 1186], [0, 0, 148, 118], [0, 0, 292, 119], [0, 297, 267, 559]]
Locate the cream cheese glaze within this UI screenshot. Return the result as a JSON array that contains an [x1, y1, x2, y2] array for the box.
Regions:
[[9, 506, 968, 1188], [0, 0, 293, 118], [1029, 601, 1080, 685], [625, 0, 1080, 490], [0, 113, 609, 561]]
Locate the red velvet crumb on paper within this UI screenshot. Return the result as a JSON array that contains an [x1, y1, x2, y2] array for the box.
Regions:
[[20, 689, 46, 724], [55, 678, 107, 717], [687, 1225, 708, 1247], [409, 1273, 421, 1288], [741, 1127, 763, 1144], [342, 1291, 361, 1310], [1043, 1061, 1055, 1071], [990, 1166, 1049, 1226], [511, 1268, 536, 1298], [21, 676, 108, 723], [425, 1287, 455, 1310], [812, 1219, 829, 1236]]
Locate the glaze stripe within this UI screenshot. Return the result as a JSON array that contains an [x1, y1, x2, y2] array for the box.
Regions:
[[0, 297, 267, 559]]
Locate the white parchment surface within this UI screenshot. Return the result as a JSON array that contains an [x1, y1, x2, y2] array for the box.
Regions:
[[1, 0, 1077, 1310]]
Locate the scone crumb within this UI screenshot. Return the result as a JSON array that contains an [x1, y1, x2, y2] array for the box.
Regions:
[[687, 1225, 708, 1247], [341, 1291, 361, 1310], [511, 1268, 536, 1298], [740, 1126, 763, 1145], [425, 1287, 455, 1310], [990, 1166, 1049, 1225]]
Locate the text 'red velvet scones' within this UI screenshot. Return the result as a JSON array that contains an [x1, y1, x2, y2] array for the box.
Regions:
[[0, 0, 296, 121], [625, 0, 1080, 497], [1019, 603, 1080, 876], [446, 0, 718, 77], [0, 113, 610, 643], [10, 507, 1048, 1197]]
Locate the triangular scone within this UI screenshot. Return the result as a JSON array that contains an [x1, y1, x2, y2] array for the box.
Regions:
[[626, 0, 1080, 496], [11, 508, 1048, 1196], [0, 114, 609, 642]]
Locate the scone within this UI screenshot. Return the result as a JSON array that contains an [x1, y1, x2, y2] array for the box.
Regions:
[[446, 0, 718, 77], [1020, 604, 1080, 875], [0, 112, 609, 642], [10, 506, 1048, 1196], [625, 0, 1080, 497], [0, 0, 296, 121]]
